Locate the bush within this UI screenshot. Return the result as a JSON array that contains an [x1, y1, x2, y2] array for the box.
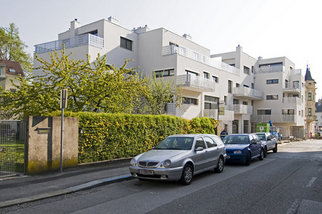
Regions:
[[50, 112, 218, 163]]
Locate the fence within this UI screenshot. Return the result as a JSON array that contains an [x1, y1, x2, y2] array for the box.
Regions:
[[0, 120, 25, 177]]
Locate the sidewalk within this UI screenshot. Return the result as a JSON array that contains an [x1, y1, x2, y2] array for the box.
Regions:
[[0, 158, 132, 209]]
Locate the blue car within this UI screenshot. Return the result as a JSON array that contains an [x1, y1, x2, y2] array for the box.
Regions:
[[224, 134, 264, 165]]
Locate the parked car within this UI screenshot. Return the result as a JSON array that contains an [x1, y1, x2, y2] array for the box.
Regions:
[[129, 134, 227, 185], [224, 134, 264, 165], [255, 132, 278, 157]]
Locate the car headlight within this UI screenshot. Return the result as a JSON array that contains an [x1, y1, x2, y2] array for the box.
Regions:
[[130, 158, 138, 167], [233, 150, 242, 154], [160, 159, 171, 168]]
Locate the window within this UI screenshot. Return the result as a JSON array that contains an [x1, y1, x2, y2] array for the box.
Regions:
[[228, 80, 232, 93], [195, 138, 206, 149], [251, 66, 254, 73], [120, 37, 133, 51], [243, 101, 248, 105], [9, 68, 15, 73], [186, 70, 199, 77], [266, 95, 278, 100], [236, 83, 240, 87], [183, 97, 198, 105], [266, 79, 279, 84], [293, 81, 299, 89], [154, 69, 174, 78], [169, 42, 179, 47], [285, 80, 289, 88], [233, 99, 239, 104], [204, 95, 219, 109], [282, 109, 294, 115], [0, 67, 4, 76], [193, 52, 200, 61], [251, 83, 254, 89], [308, 92, 312, 101], [204, 136, 217, 148], [244, 66, 250, 75], [203, 72, 209, 79], [308, 108, 312, 116], [257, 109, 271, 115], [230, 64, 235, 67], [212, 76, 218, 83], [243, 84, 249, 88], [243, 120, 249, 133], [224, 96, 227, 105]]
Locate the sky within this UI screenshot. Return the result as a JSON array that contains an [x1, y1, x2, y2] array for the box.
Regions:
[[1, 0, 322, 98]]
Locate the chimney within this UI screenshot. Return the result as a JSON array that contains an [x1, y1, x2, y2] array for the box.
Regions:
[[183, 34, 192, 40], [70, 18, 80, 30], [108, 16, 120, 25], [133, 25, 149, 34]]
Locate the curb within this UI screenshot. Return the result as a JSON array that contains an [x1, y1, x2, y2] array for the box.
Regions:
[[0, 174, 133, 209]]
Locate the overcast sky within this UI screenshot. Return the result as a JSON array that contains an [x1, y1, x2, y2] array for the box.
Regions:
[[1, 0, 321, 98]]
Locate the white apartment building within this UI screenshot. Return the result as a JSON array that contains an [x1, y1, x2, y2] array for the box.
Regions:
[[34, 17, 306, 138]]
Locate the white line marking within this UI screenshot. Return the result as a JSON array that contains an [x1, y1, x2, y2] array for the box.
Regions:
[[286, 199, 300, 214], [306, 177, 317, 187]]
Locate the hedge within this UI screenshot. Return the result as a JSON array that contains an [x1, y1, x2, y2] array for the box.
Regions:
[[49, 112, 219, 163]]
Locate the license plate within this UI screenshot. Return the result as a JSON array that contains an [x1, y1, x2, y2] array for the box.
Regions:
[[140, 169, 154, 175]]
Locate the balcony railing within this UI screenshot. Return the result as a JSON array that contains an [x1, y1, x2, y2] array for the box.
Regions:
[[283, 84, 301, 93], [282, 97, 301, 104], [35, 34, 104, 54], [233, 104, 253, 114], [251, 115, 296, 123], [232, 87, 263, 100], [175, 74, 216, 92], [202, 109, 218, 119], [162, 45, 240, 75]]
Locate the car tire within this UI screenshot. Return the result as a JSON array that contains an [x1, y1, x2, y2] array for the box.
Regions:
[[273, 144, 278, 153], [259, 149, 264, 160], [264, 147, 267, 157], [180, 164, 193, 185], [215, 156, 224, 173], [245, 152, 251, 166]]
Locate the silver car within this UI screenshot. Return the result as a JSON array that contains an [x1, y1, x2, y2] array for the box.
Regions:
[[255, 132, 278, 157], [129, 134, 227, 185]]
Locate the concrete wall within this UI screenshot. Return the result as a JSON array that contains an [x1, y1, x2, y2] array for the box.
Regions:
[[25, 116, 78, 174]]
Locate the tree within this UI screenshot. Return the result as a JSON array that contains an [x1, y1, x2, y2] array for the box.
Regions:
[[0, 49, 149, 118], [134, 75, 182, 115], [0, 23, 32, 71]]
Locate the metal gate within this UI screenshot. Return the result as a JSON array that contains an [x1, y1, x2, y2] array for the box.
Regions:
[[0, 120, 25, 177]]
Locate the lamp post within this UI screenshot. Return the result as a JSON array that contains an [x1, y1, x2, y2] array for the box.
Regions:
[[60, 89, 68, 173]]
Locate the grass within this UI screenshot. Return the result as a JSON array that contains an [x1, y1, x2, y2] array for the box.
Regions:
[[0, 140, 24, 173]]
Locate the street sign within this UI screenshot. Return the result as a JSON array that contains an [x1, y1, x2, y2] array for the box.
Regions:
[[60, 89, 68, 109]]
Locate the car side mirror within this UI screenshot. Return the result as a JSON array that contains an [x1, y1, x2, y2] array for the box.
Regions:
[[195, 147, 204, 152]]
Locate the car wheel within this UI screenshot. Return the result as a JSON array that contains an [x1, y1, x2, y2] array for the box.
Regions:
[[180, 164, 193, 185], [264, 147, 267, 157], [245, 152, 251, 166], [215, 156, 224, 173], [273, 144, 278, 153], [259, 149, 264, 160]]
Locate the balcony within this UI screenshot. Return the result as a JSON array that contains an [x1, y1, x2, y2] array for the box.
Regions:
[[175, 74, 216, 92], [283, 84, 301, 94], [202, 109, 218, 119], [233, 104, 253, 114], [251, 115, 296, 123], [35, 34, 104, 54], [162, 45, 240, 76], [282, 97, 301, 105], [232, 87, 263, 100]]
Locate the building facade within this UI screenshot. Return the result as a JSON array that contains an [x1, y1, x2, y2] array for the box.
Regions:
[[304, 66, 316, 138], [34, 18, 308, 138], [0, 60, 24, 91]]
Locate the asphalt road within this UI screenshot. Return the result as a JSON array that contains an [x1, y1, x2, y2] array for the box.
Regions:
[[3, 140, 322, 214]]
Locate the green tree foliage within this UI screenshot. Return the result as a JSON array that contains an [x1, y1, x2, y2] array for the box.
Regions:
[[0, 23, 32, 71], [134, 75, 182, 114], [0, 49, 149, 118]]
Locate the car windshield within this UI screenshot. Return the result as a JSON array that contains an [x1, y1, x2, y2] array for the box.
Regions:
[[256, 134, 266, 141], [224, 135, 249, 144], [154, 137, 194, 150]]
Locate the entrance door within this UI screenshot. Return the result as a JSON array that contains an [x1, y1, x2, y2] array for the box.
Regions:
[[232, 120, 239, 134]]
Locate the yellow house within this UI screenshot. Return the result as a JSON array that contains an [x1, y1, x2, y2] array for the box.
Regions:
[[0, 60, 24, 91]]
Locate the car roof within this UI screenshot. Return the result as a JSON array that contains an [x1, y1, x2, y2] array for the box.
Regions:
[[168, 134, 214, 138]]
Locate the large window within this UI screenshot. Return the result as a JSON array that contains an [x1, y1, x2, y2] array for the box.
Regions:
[[282, 109, 294, 115], [266, 95, 278, 100], [120, 37, 133, 51], [183, 97, 198, 105], [308, 108, 312, 116], [212, 76, 218, 83], [266, 79, 279, 84], [228, 80, 232, 93], [203, 72, 209, 79], [186, 70, 199, 77], [204, 95, 219, 109], [257, 109, 271, 115], [154, 69, 174, 78], [244, 66, 250, 75]]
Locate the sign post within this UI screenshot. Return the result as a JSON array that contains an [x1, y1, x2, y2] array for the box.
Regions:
[[60, 89, 68, 173]]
